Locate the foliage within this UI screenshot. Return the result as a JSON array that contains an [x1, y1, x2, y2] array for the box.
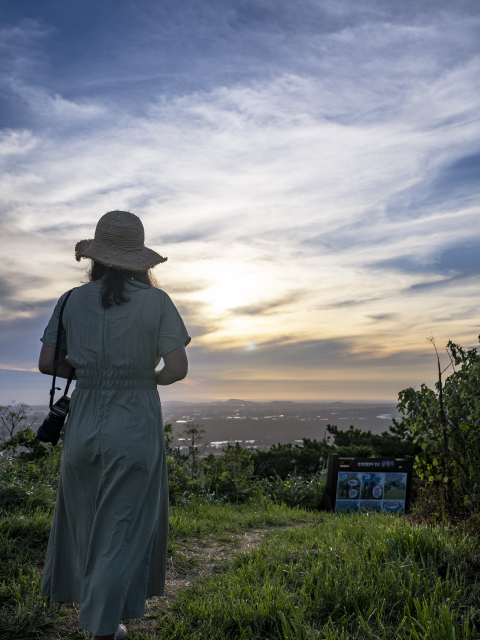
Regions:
[[179, 422, 206, 477], [326, 421, 421, 459], [255, 471, 327, 510], [252, 438, 331, 480], [398, 337, 480, 523], [0, 449, 65, 638], [0, 442, 319, 639], [201, 444, 256, 502], [167, 441, 257, 505], [250, 422, 420, 488], [0, 402, 49, 460], [0, 448, 61, 513]]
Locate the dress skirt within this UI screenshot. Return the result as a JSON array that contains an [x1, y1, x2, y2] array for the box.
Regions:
[[40, 368, 169, 636]]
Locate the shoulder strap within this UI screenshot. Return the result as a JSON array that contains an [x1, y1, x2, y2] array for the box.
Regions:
[[49, 289, 75, 408]]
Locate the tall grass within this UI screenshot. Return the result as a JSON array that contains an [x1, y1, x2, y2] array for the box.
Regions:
[[169, 498, 318, 541], [0, 451, 66, 639], [158, 515, 480, 640]]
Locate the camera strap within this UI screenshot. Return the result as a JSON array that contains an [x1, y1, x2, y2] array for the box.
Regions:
[[50, 289, 76, 408]]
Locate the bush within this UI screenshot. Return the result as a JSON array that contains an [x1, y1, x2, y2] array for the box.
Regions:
[[0, 403, 50, 460], [326, 421, 421, 458], [255, 471, 327, 509], [398, 337, 480, 523], [252, 438, 331, 480]]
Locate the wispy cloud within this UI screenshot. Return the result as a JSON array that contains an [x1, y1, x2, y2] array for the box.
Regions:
[[0, 0, 479, 399]]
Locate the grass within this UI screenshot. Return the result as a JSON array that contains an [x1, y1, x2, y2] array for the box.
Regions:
[[157, 515, 480, 640], [0, 453, 479, 639], [169, 499, 318, 543], [0, 454, 319, 640]]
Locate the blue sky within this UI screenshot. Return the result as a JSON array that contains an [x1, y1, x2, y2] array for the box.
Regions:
[[0, 0, 479, 402]]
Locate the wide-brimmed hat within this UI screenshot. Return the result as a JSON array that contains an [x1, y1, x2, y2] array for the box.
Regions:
[[75, 210, 167, 272]]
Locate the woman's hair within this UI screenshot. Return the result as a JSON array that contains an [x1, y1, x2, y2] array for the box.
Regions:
[[88, 261, 157, 309]]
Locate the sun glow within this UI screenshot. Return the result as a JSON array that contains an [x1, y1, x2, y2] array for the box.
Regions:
[[197, 261, 268, 313]]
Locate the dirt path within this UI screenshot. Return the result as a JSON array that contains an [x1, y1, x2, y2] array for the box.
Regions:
[[48, 523, 308, 639], [134, 524, 306, 637], [164, 527, 279, 598]]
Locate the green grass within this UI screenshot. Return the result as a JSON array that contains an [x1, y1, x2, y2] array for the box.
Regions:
[[0, 470, 318, 640], [0, 454, 67, 639], [156, 515, 480, 640], [169, 499, 318, 543], [1, 453, 479, 639]]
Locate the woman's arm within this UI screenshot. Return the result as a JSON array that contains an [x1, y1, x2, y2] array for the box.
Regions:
[[38, 345, 77, 380], [155, 345, 188, 386]]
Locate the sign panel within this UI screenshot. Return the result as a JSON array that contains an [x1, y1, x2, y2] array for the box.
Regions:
[[334, 471, 406, 514], [323, 454, 413, 514]]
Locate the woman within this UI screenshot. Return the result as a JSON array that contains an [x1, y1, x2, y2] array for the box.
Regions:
[[38, 210, 190, 640]]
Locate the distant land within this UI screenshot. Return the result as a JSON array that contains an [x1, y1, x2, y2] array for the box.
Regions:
[[15, 399, 401, 454], [161, 399, 400, 454]]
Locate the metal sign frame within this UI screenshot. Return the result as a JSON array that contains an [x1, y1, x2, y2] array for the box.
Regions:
[[322, 453, 414, 514]]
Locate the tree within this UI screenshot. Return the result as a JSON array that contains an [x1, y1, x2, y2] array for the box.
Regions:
[[181, 423, 206, 478], [326, 422, 420, 459], [0, 402, 46, 458]]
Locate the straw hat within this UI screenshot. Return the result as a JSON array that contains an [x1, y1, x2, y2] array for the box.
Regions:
[[75, 210, 167, 272]]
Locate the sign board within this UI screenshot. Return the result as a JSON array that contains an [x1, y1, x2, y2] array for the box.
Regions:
[[323, 454, 414, 514]]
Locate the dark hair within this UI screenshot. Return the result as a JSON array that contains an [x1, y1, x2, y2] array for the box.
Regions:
[[88, 261, 156, 309]]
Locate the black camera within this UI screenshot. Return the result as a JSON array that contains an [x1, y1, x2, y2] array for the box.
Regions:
[[36, 395, 71, 446], [37, 288, 75, 446]]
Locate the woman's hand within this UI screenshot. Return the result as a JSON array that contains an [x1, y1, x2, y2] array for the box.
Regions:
[[38, 345, 77, 379], [155, 345, 188, 386]]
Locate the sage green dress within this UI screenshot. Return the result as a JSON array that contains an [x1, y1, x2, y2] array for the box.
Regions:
[[40, 281, 190, 635]]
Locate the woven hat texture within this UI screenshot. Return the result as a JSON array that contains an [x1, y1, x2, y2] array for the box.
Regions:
[[75, 211, 167, 272]]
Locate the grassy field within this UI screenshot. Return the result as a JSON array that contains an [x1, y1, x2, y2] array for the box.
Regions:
[[160, 514, 480, 640], [1, 451, 479, 639]]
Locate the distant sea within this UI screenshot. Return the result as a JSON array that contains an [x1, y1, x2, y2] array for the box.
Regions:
[[160, 399, 400, 453], [19, 399, 400, 453]]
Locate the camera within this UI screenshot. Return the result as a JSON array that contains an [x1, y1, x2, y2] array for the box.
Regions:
[[36, 395, 71, 446]]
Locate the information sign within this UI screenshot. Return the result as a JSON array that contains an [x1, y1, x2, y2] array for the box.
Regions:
[[322, 454, 414, 514]]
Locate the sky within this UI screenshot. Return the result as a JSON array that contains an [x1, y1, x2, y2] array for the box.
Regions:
[[0, 0, 479, 404]]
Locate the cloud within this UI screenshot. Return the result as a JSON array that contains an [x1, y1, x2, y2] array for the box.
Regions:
[[367, 314, 398, 322], [0, 1, 479, 400], [370, 242, 480, 281], [229, 291, 305, 316]]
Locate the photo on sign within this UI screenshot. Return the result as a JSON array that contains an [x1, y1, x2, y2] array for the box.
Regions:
[[336, 472, 361, 501], [360, 501, 382, 514], [335, 501, 359, 515], [383, 473, 407, 500], [383, 500, 405, 514], [361, 472, 384, 500]]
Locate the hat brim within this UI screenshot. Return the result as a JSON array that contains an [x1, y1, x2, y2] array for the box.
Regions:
[[75, 239, 167, 272]]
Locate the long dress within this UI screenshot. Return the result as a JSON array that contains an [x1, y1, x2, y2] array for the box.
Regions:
[[40, 280, 190, 635]]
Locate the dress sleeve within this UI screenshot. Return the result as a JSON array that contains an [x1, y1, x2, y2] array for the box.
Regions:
[[40, 291, 70, 350], [157, 293, 191, 358]]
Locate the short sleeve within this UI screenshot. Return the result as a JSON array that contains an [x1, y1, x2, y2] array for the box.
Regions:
[[157, 293, 191, 358], [40, 291, 70, 350]]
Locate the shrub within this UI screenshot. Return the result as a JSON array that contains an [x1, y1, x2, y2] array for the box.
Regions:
[[326, 421, 421, 458], [0, 403, 49, 460], [398, 337, 480, 523], [252, 438, 331, 480], [255, 471, 327, 509]]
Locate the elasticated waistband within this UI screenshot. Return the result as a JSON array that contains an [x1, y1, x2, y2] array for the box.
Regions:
[[75, 368, 157, 390]]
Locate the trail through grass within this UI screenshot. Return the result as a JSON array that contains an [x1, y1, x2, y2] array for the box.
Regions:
[[0, 484, 318, 639], [1, 451, 479, 639]]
